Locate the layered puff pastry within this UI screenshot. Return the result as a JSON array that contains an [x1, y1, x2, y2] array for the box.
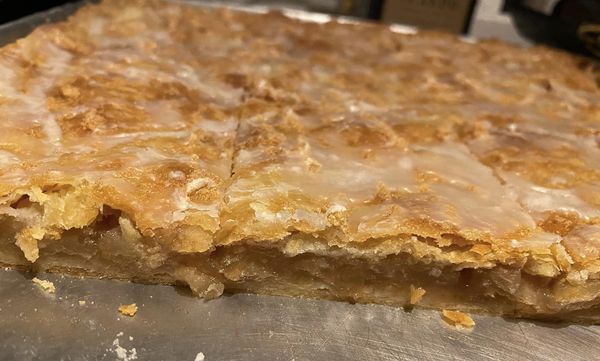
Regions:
[[1, 0, 599, 321]]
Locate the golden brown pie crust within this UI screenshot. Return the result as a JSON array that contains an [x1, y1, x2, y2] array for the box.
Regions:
[[0, 0, 599, 321]]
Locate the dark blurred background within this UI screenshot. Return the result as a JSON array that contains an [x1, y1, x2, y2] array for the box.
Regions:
[[0, 0, 80, 24], [0, 0, 598, 58]]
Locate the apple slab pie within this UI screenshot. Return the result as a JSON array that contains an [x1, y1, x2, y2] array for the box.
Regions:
[[1, 0, 600, 321]]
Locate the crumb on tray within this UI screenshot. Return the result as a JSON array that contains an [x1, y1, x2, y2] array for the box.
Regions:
[[194, 352, 205, 361], [79, 300, 86, 306], [441, 309, 475, 329], [32, 277, 56, 294], [112, 337, 137, 361], [118, 303, 138, 317], [409, 285, 426, 305]]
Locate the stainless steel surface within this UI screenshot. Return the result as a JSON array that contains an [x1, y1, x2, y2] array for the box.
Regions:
[[3, 269, 600, 361], [1, 3, 600, 361]]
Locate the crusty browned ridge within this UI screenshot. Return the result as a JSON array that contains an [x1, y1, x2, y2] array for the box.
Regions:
[[0, 0, 599, 321]]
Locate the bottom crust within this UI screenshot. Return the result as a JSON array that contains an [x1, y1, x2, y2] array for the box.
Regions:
[[2, 215, 600, 323]]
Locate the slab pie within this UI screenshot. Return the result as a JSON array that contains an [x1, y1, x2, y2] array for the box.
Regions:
[[1, 0, 600, 321]]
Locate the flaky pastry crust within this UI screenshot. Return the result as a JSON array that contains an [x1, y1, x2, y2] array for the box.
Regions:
[[0, 0, 599, 321]]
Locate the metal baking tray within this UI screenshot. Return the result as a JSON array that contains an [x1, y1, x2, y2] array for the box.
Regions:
[[1, 2, 600, 360]]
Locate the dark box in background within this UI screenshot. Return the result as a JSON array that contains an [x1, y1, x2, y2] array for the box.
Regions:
[[382, 0, 476, 33]]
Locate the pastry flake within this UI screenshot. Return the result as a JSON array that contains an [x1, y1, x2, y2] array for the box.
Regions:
[[409, 285, 426, 305], [118, 304, 138, 317], [442, 310, 475, 329], [32, 277, 56, 294]]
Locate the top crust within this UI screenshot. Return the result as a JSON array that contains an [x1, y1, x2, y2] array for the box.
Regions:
[[0, 0, 599, 284]]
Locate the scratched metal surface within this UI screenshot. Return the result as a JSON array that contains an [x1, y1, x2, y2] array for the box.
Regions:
[[2, 269, 600, 361], [2, 3, 600, 361]]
